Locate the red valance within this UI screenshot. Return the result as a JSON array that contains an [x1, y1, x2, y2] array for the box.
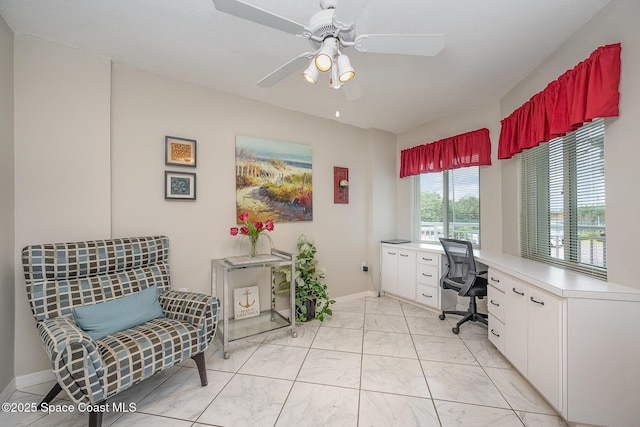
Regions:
[[498, 43, 621, 159], [399, 128, 492, 178]]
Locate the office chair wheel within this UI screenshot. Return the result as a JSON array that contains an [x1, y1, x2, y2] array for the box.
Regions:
[[452, 327, 460, 334], [439, 314, 445, 320]]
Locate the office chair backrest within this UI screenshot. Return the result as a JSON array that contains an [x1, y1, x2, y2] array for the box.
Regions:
[[439, 238, 477, 283]]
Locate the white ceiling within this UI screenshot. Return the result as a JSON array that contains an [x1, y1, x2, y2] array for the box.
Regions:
[[0, 0, 611, 134]]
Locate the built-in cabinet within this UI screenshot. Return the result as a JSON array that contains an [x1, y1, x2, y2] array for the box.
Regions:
[[416, 252, 442, 309], [526, 285, 562, 410], [503, 274, 529, 376], [380, 243, 456, 310], [397, 250, 416, 300], [380, 245, 640, 425], [380, 248, 398, 295], [489, 267, 562, 411], [380, 246, 640, 425]]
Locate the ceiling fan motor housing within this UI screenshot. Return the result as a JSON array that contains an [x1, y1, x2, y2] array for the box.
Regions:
[[307, 8, 355, 49]]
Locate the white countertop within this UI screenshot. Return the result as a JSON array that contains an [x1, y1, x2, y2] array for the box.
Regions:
[[381, 242, 640, 301]]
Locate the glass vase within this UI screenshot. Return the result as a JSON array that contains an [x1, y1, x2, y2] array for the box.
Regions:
[[249, 235, 258, 257]]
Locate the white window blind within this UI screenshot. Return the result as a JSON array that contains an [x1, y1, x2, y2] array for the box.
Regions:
[[417, 166, 480, 246], [520, 118, 606, 279]]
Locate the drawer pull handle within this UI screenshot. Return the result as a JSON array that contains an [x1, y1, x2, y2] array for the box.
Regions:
[[422, 257, 432, 261], [490, 277, 500, 283], [421, 293, 433, 298], [512, 288, 525, 296], [490, 300, 500, 307], [530, 296, 545, 306], [422, 273, 433, 277], [388, 252, 396, 255], [490, 329, 500, 337], [400, 254, 409, 257]]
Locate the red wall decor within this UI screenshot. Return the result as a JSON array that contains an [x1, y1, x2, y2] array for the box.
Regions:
[[333, 167, 349, 204]]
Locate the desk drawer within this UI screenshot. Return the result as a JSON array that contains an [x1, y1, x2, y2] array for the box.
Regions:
[[488, 313, 505, 353], [416, 264, 439, 286], [488, 268, 506, 293], [487, 284, 505, 322], [417, 252, 439, 267], [416, 283, 438, 309]]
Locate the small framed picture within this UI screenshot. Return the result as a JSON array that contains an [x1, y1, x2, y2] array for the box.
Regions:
[[165, 171, 196, 200], [165, 136, 196, 167]]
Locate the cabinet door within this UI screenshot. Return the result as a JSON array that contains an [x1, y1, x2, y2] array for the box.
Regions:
[[504, 278, 528, 376], [397, 250, 416, 300], [380, 247, 398, 295], [527, 288, 562, 410]]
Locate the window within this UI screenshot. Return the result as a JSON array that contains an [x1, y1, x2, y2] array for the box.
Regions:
[[520, 118, 606, 279], [417, 166, 480, 246]]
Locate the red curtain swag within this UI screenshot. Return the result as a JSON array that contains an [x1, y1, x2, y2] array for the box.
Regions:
[[498, 43, 621, 159], [399, 128, 492, 178]]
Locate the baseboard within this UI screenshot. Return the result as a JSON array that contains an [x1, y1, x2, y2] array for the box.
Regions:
[[15, 369, 54, 390], [0, 378, 16, 402]]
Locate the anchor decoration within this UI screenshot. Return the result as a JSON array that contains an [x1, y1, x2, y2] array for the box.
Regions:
[[233, 285, 260, 319], [238, 289, 255, 309]]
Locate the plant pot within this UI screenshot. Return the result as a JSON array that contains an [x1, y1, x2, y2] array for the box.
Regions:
[[298, 297, 316, 322]]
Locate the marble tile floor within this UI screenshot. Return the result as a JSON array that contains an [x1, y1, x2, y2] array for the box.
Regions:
[[1, 296, 568, 427]]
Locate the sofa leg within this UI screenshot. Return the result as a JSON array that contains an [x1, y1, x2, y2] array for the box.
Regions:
[[191, 352, 208, 386], [88, 406, 103, 427], [38, 382, 63, 409]]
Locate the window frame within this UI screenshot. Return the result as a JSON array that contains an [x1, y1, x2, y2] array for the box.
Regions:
[[415, 166, 481, 248], [519, 118, 606, 279]]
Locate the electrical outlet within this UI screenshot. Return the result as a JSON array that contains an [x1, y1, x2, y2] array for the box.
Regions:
[[361, 262, 368, 272]]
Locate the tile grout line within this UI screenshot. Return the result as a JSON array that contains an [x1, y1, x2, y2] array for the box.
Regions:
[[404, 300, 445, 427]]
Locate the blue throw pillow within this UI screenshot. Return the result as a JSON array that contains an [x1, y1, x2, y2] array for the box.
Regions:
[[74, 285, 165, 340]]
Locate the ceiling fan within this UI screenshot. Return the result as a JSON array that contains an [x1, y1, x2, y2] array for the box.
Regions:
[[212, 0, 445, 99]]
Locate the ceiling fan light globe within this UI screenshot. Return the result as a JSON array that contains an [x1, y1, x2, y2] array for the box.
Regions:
[[337, 54, 355, 82], [315, 53, 333, 72], [303, 63, 319, 84], [339, 70, 355, 82]]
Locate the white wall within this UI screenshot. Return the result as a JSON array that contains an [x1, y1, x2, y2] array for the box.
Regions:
[[499, 0, 640, 287], [367, 129, 397, 292], [395, 101, 504, 251], [9, 35, 390, 379], [13, 35, 112, 375], [0, 14, 15, 393], [110, 65, 375, 300]]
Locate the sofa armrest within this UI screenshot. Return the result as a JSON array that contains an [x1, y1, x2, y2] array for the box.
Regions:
[[159, 290, 220, 342], [37, 317, 105, 404]]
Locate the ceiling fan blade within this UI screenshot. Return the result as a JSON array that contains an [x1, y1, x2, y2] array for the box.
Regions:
[[354, 34, 445, 56], [257, 53, 314, 88], [343, 79, 363, 101], [332, 0, 368, 31], [212, 0, 306, 36]]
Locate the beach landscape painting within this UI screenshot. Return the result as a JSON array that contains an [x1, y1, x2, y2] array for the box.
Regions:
[[235, 135, 312, 222]]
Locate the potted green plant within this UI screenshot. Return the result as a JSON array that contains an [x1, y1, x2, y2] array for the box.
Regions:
[[276, 234, 335, 322]]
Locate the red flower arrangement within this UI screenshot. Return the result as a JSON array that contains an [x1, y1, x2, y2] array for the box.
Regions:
[[230, 212, 275, 256]]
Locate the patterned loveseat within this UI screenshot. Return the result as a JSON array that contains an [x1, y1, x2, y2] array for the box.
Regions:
[[21, 236, 219, 427]]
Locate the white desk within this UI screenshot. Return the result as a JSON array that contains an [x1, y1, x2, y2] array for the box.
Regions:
[[382, 242, 640, 426]]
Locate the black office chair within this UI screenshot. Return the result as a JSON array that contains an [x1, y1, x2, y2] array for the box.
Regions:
[[438, 238, 488, 334]]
